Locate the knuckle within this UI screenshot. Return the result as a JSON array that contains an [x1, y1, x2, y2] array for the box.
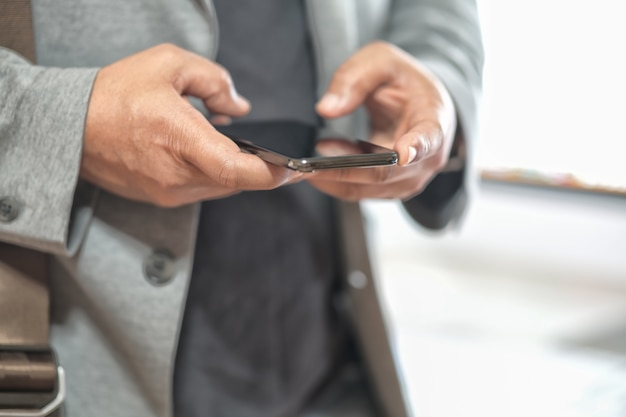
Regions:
[[399, 192, 416, 201], [265, 175, 287, 190], [370, 40, 392, 52], [154, 43, 182, 61], [259, 168, 290, 190], [398, 176, 429, 200], [348, 76, 369, 94], [369, 40, 400, 62], [202, 65, 235, 100], [399, 184, 423, 200], [154, 173, 185, 194], [432, 153, 448, 172], [340, 184, 363, 202], [218, 66, 233, 84], [212, 64, 234, 90], [217, 158, 240, 189], [430, 124, 445, 148], [373, 167, 394, 184], [334, 168, 351, 183], [152, 192, 182, 208], [413, 178, 429, 194]]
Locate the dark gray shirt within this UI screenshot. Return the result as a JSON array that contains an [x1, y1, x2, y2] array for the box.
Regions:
[[173, 2, 346, 417], [213, 0, 319, 126]]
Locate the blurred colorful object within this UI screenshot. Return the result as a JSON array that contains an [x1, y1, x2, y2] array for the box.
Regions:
[[481, 168, 626, 196]]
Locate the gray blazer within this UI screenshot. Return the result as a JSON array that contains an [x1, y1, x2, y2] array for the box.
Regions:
[[0, 1, 484, 416]]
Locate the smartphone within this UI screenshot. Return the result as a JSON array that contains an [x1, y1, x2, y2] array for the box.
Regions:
[[229, 135, 398, 173]]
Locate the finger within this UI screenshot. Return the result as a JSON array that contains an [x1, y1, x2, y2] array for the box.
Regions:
[[316, 43, 394, 118], [183, 185, 241, 203], [308, 164, 406, 185], [392, 81, 457, 167], [150, 185, 240, 208], [209, 114, 233, 126], [309, 177, 425, 201], [171, 48, 250, 117], [181, 119, 303, 190]]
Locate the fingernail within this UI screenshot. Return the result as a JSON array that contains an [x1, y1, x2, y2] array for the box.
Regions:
[[408, 146, 418, 164], [318, 94, 340, 112]]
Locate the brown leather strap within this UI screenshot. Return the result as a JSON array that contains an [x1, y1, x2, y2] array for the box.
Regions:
[[0, 244, 49, 347], [0, 0, 36, 62], [0, 244, 57, 410], [0, 350, 55, 392]]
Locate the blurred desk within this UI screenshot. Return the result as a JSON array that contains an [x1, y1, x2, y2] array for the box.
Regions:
[[362, 181, 626, 417], [481, 168, 626, 197]]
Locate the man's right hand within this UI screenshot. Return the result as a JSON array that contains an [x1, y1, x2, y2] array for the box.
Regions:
[[81, 44, 300, 207]]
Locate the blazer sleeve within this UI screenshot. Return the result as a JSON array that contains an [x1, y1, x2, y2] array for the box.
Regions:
[[383, 0, 485, 230], [0, 47, 99, 255]]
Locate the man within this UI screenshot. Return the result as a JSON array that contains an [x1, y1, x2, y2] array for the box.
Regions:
[[0, 0, 483, 416]]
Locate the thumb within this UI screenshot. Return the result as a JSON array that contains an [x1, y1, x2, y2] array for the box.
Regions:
[[316, 44, 392, 119]]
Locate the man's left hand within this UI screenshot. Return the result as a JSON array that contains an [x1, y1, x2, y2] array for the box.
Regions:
[[310, 41, 457, 201]]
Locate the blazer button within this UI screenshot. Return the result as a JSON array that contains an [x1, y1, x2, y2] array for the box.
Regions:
[[348, 270, 368, 289], [143, 249, 176, 286], [0, 196, 21, 223]]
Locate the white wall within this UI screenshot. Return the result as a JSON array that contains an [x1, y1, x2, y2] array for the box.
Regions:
[[477, 0, 626, 190], [363, 182, 626, 416]]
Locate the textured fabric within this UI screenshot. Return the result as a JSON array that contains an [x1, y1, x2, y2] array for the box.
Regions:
[[175, 123, 347, 417], [50, 198, 199, 417], [175, 2, 334, 414], [212, 0, 318, 125], [302, 362, 382, 417], [0, 52, 97, 254]]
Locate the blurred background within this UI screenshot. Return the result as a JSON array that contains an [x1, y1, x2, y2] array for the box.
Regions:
[[365, 0, 626, 415]]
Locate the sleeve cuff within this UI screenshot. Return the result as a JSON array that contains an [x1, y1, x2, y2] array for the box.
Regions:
[[0, 55, 99, 255]]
